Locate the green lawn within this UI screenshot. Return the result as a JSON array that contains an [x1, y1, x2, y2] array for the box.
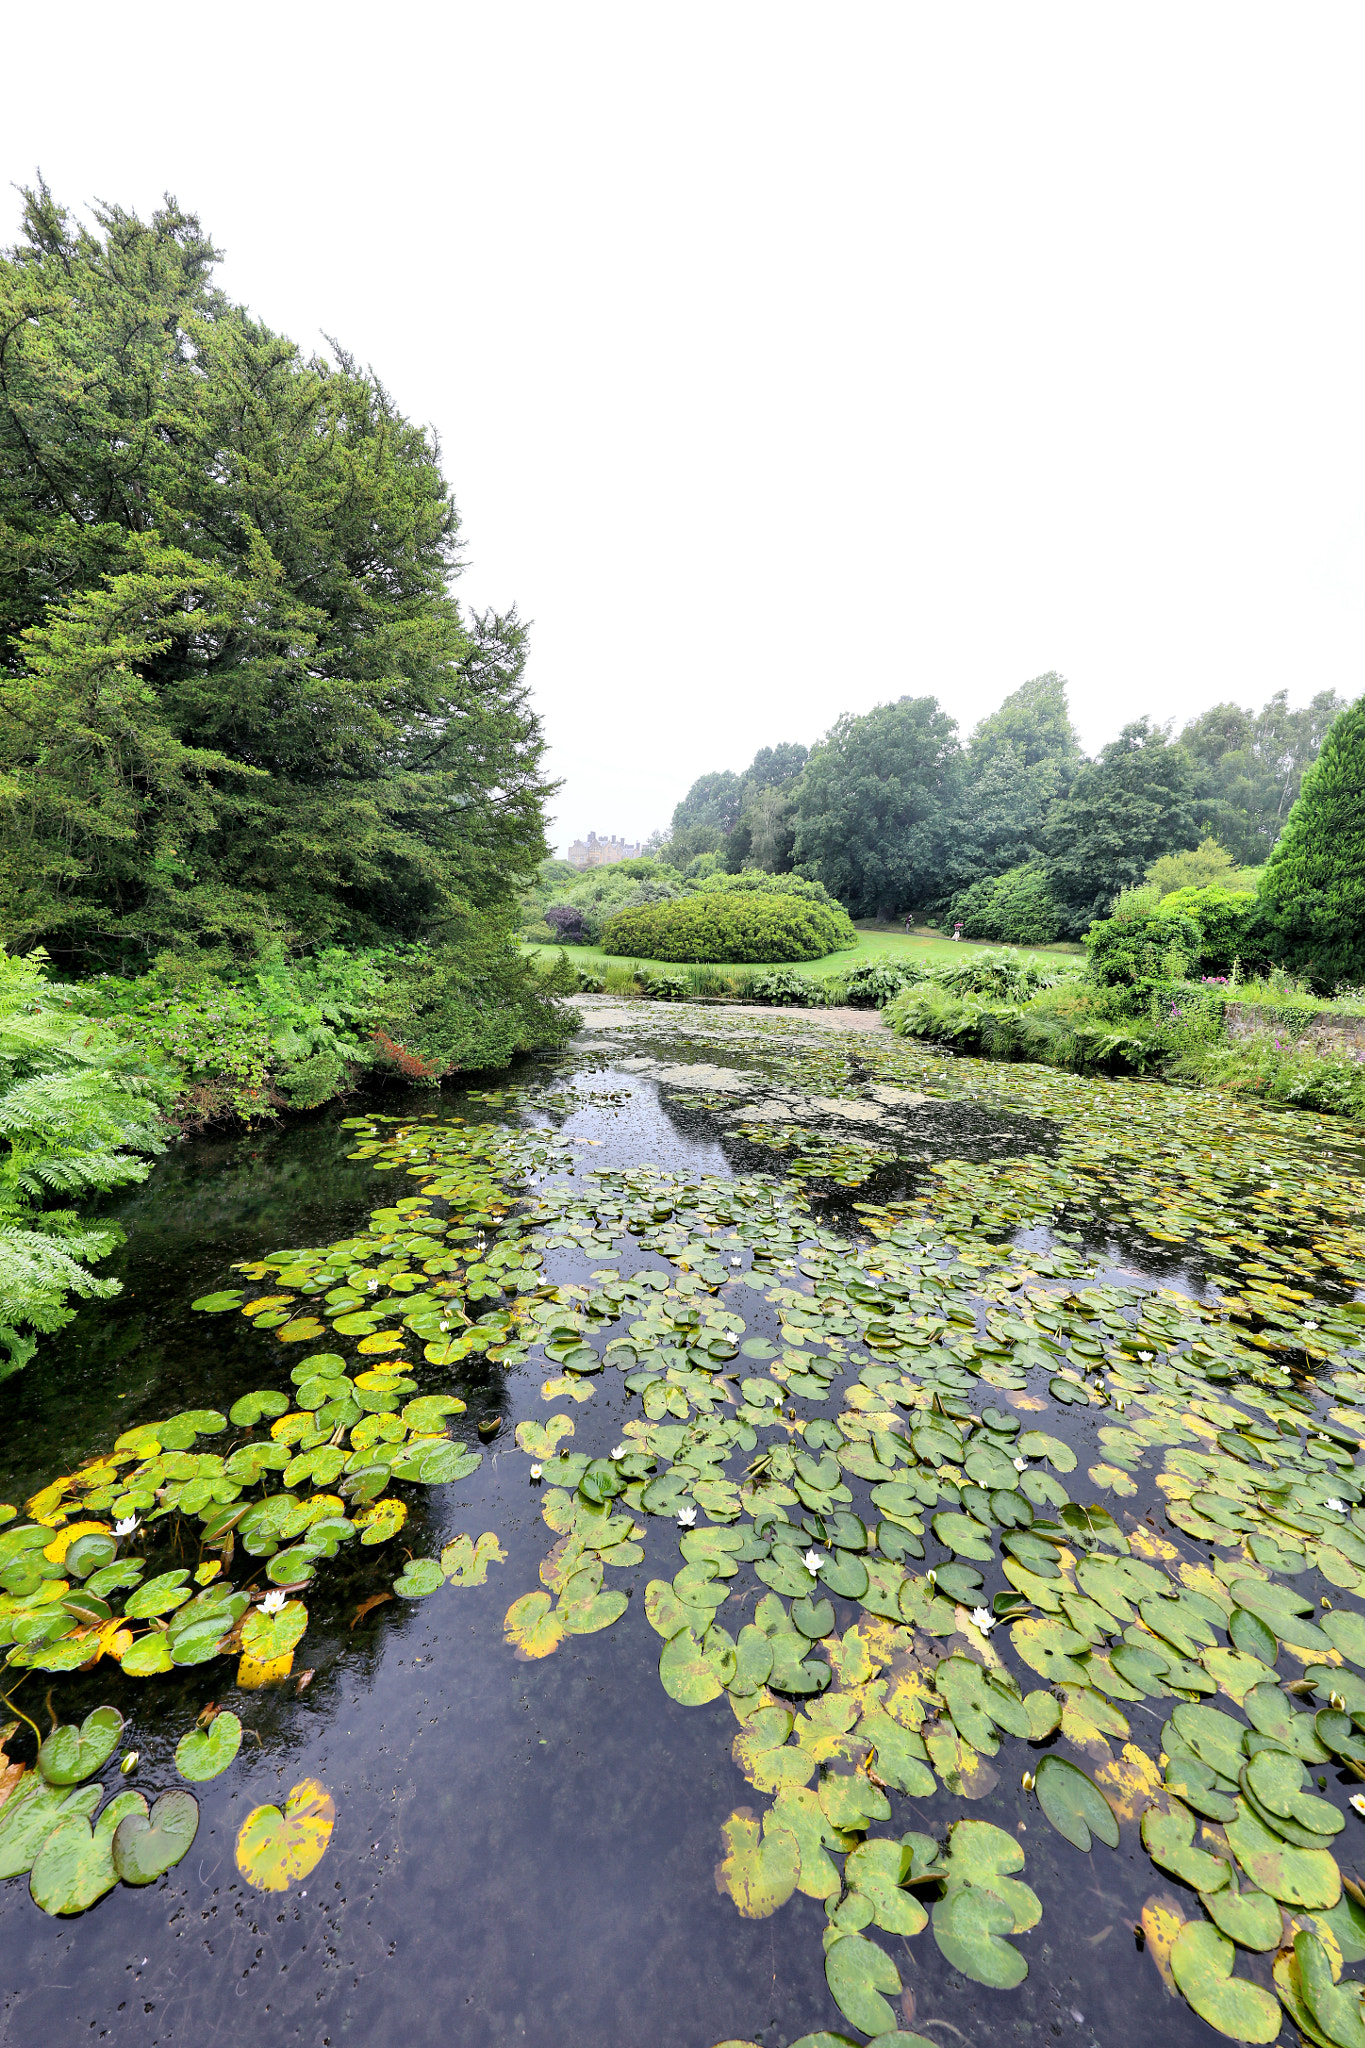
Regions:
[[521, 927, 1082, 977]]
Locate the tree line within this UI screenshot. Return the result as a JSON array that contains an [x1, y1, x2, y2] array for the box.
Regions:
[[654, 673, 1348, 937]]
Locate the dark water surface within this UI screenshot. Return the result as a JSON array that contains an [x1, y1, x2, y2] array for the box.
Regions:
[[0, 1000, 1359, 2048]]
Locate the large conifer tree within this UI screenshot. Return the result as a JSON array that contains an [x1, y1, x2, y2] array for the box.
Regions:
[[1258, 694, 1365, 988], [0, 183, 552, 964]]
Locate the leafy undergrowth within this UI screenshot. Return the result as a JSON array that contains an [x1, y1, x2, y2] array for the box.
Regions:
[[3, 1024, 1365, 2042], [0, 952, 166, 1381], [887, 976, 1365, 1123], [0, 945, 580, 1384]]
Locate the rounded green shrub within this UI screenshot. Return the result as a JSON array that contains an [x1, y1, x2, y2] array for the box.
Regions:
[[1157, 885, 1270, 974], [1084, 908, 1202, 986], [600, 891, 850, 962], [949, 863, 1061, 946]]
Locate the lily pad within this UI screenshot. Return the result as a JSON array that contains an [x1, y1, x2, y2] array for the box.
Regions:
[[112, 1789, 200, 1885], [1034, 1754, 1120, 1853], [844, 1838, 929, 1936], [1225, 1800, 1341, 1907], [393, 1559, 445, 1598], [235, 1778, 335, 1891], [191, 1291, 244, 1313], [175, 1710, 243, 1782], [120, 1631, 175, 1677], [0, 1779, 101, 1879], [1141, 1801, 1232, 1890], [661, 1626, 733, 1704], [504, 1591, 565, 1661], [1202, 1880, 1283, 1952], [715, 1808, 800, 1918], [825, 1932, 903, 2035], [1168, 1921, 1281, 2043], [124, 1569, 193, 1620], [1295, 1928, 1365, 2048], [30, 1791, 147, 1914], [931, 1886, 1027, 1989], [37, 1706, 123, 1786]]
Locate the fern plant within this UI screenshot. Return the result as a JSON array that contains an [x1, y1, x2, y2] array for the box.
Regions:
[[0, 951, 166, 1376]]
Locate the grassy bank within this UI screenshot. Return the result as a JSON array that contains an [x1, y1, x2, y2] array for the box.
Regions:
[[521, 929, 1080, 983]]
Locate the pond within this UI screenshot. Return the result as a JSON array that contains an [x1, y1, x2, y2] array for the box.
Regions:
[[1, 995, 1363, 2048]]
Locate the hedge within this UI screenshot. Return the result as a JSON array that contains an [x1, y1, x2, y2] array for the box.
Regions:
[[600, 891, 852, 962]]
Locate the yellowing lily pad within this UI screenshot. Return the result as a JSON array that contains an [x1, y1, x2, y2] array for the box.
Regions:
[[714, 1808, 799, 1918], [504, 1591, 565, 1660], [235, 1779, 335, 1891]]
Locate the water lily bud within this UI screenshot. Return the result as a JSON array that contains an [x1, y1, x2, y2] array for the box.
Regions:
[[120, 1751, 139, 1775], [1021, 1771, 1035, 1791]]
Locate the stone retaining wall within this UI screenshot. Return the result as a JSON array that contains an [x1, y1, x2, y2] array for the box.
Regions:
[[1225, 1002, 1365, 1063]]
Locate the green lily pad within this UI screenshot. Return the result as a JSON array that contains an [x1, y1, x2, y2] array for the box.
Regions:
[[241, 1599, 309, 1659], [175, 1710, 243, 1782], [1229, 1577, 1331, 1654], [62, 1532, 116, 1580], [729, 1625, 776, 1698], [931, 1886, 1027, 1989], [112, 1789, 199, 1886], [1203, 1880, 1284, 1952], [1225, 1800, 1341, 1907], [393, 1559, 445, 1598], [844, 1839, 929, 1937], [825, 1932, 902, 2035], [931, 1511, 994, 1562], [855, 1712, 934, 1797], [1228, 1606, 1278, 1665], [389, 1441, 481, 1484], [37, 1707, 124, 1786], [1016, 1430, 1076, 1472], [120, 1630, 174, 1677], [1141, 1801, 1232, 1890], [30, 1791, 147, 1914], [1242, 1749, 1344, 1840], [124, 1569, 193, 1620], [1323, 1607, 1365, 1668], [191, 1291, 244, 1313], [791, 1596, 835, 1640], [0, 1779, 101, 1879], [937, 1656, 1030, 1750], [1168, 1921, 1281, 2043], [660, 1626, 732, 1705], [1295, 1929, 1365, 2048]]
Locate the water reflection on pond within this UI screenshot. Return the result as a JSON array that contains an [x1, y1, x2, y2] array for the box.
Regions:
[[0, 996, 1361, 2048]]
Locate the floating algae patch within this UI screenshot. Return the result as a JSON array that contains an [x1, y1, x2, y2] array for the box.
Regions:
[[0, 1003, 1363, 2046]]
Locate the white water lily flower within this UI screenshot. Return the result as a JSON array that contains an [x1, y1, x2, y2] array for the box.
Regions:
[[367, 1279, 379, 1293], [804, 1548, 825, 1573], [1327, 1498, 1349, 1514], [1352, 1794, 1365, 1819], [114, 1516, 140, 1537], [612, 1443, 627, 1459], [1137, 1352, 1152, 1362], [261, 1589, 287, 1614], [971, 1606, 996, 1634], [730, 1257, 742, 1267], [1013, 1456, 1026, 1473], [677, 1506, 697, 1527], [530, 1463, 543, 1479]]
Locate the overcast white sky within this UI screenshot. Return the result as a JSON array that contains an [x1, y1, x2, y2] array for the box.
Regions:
[[5, 4, 1361, 852]]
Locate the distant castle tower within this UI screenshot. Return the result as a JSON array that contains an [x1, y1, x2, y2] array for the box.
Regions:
[[567, 831, 642, 869]]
